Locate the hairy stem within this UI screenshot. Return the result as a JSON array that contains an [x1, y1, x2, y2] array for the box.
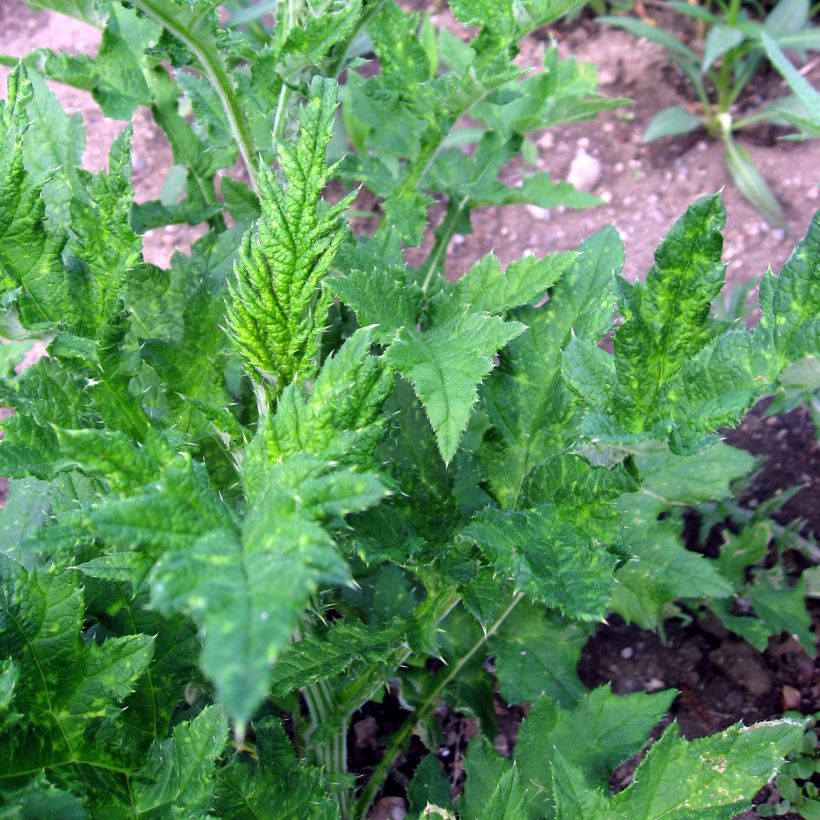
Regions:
[[354, 592, 526, 819], [131, 0, 259, 191]]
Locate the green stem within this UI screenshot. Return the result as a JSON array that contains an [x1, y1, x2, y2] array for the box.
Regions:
[[354, 592, 525, 819], [131, 0, 259, 191], [328, 0, 388, 79], [419, 196, 470, 294]]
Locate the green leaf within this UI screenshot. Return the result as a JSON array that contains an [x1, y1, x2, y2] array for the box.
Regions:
[[213, 718, 338, 819], [0, 66, 69, 330], [90, 459, 234, 554], [454, 252, 577, 315], [261, 327, 393, 468], [517, 685, 675, 817], [228, 77, 354, 394], [761, 33, 820, 125], [755, 210, 820, 375], [408, 755, 452, 818], [612, 193, 727, 432], [480, 227, 622, 506], [462, 505, 617, 619], [490, 601, 588, 706], [21, 70, 84, 226], [268, 619, 406, 697], [703, 24, 746, 72], [612, 522, 734, 629], [618, 442, 756, 526], [386, 311, 524, 464], [482, 767, 527, 820], [725, 137, 787, 229], [0, 560, 153, 778], [150, 458, 385, 725], [644, 106, 704, 142], [328, 266, 421, 343], [92, 4, 160, 119], [458, 737, 513, 820], [133, 705, 228, 816], [610, 720, 803, 817]]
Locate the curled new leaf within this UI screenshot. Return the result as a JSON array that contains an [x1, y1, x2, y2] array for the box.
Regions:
[[228, 77, 354, 395]]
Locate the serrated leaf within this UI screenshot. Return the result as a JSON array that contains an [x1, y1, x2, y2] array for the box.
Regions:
[[612, 522, 734, 629], [0, 560, 153, 778], [214, 721, 338, 819], [150, 458, 384, 724], [228, 77, 354, 394], [517, 685, 675, 817], [454, 251, 577, 315], [755, 210, 819, 375], [327, 267, 421, 343], [268, 619, 406, 697], [133, 705, 228, 816], [462, 506, 617, 619], [386, 311, 524, 463], [613, 193, 727, 431], [480, 226, 622, 507], [0, 66, 70, 330], [610, 720, 803, 817], [458, 737, 513, 820], [261, 327, 393, 468], [490, 601, 588, 706]]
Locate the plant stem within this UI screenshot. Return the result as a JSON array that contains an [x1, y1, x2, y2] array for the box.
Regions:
[[354, 591, 525, 819], [131, 0, 259, 191], [419, 196, 470, 294], [328, 0, 388, 79]]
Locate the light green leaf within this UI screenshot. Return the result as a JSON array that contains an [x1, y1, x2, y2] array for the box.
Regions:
[[644, 106, 703, 142], [386, 311, 524, 464], [228, 77, 354, 393], [755, 210, 820, 375], [761, 33, 820, 124], [610, 720, 803, 817], [517, 685, 675, 816], [480, 227, 622, 506], [0, 66, 69, 330], [261, 327, 393, 468], [454, 252, 577, 315], [613, 193, 727, 432], [725, 137, 786, 229], [612, 523, 734, 629], [703, 24, 745, 72]]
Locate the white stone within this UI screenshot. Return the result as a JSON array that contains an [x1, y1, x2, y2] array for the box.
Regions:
[[567, 149, 602, 192]]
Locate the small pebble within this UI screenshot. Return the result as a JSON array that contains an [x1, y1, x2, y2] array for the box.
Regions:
[[646, 677, 666, 692], [577, 136, 590, 149], [600, 190, 613, 204], [525, 205, 551, 221], [538, 132, 555, 149], [567, 149, 602, 192], [808, 186, 819, 201], [452, 234, 465, 246], [620, 647, 634, 659]]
